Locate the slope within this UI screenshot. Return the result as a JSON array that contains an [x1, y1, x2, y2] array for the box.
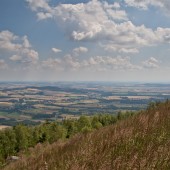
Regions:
[[3, 101, 170, 170]]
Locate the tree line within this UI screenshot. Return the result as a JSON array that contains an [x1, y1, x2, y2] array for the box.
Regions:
[[0, 111, 135, 166]]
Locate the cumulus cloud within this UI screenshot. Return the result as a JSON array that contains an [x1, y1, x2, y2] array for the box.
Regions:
[[22, 35, 31, 48], [119, 48, 139, 54], [26, 0, 53, 20], [37, 12, 53, 20], [40, 54, 141, 72], [10, 55, 22, 61], [143, 57, 160, 69], [54, 1, 128, 41], [26, 0, 51, 12], [82, 56, 141, 70], [112, 2, 121, 9], [125, 0, 170, 12], [0, 30, 20, 51], [0, 59, 7, 69], [0, 30, 39, 64], [73, 47, 88, 56], [42, 58, 61, 69], [40, 55, 80, 71], [103, 44, 139, 54], [63, 55, 81, 70], [155, 27, 170, 43], [26, 0, 170, 54], [52, 47, 62, 53], [22, 49, 39, 63]]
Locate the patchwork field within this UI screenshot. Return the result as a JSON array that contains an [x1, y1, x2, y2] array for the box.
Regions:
[[0, 82, 170, 126]]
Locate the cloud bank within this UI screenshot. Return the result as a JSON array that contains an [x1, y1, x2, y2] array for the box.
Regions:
[[0, 30, 39, 64], [26, 0, 170, 54]]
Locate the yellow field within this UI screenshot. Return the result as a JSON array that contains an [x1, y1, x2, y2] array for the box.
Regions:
[[53, 102, 75, 106], [104, 96, 122, 100], [59, 114, 79, 120], [34, 104, 60, 109], [127, 96, 151, 100], [0, 102, 13, 106], [104, 96, 151, 100], [0, 92, 8, 96], [78, 100, 99, 103]]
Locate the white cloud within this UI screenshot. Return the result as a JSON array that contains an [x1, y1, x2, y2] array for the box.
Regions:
[[22, 49, 39, 63], [26, 0, 170, 53], [63, 55, 81, 70], [155, 27, 170, 43], [73, 47, 88, 56], [103, 43, 139, 54], [143, 57, 160, 69], [0, 30, 21, 51], [25, 0, 124, 47], [40, 55, 81, 71], [82, 56, 141, 70], [22, 36, 31, 48], [105, 9, 128, 21], [26, 0, 53, 20], [125, 0, 151, 10], [39, 53, 140, 72], [125, 0, 170, 12], [55, 1, 128, 41], [10, 55, 22, 61], [119, 48, 139, 54], [52, 47, 62, 53], [42, 58, 61, 69], [0, 60, 7, 69], [0, 30, 39, 64], [37, 12, 53, 20], [112, 2, 121, 9], [26, 0, 51, 12]]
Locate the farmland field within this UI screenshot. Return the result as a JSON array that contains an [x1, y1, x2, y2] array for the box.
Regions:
[[0, 82, 170, 126]]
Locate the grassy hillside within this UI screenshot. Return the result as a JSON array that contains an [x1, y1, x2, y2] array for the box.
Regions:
[[3, 101, 170, 170]]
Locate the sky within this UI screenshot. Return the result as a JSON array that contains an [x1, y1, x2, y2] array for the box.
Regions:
[[0, 0, 170, 82]]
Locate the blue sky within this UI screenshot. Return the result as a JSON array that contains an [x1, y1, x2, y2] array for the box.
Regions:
[[0, 0, 170, 82]]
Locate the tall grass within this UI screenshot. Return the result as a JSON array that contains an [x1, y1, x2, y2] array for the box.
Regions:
[[3, 101, 170, 170]]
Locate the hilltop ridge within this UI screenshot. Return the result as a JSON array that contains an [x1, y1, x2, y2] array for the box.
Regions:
[[3, 101, 170, 170]]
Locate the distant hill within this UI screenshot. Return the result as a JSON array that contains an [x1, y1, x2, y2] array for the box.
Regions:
[[3, 101, 170, 170]]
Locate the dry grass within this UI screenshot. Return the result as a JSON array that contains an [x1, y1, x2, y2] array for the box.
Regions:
[[3, 102, 170, 170]]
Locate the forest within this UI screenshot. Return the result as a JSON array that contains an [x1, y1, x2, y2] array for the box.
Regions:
[[0, 111, 135, 166]]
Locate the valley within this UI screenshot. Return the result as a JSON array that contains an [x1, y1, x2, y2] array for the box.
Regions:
[[0, 82, 170, 126]]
